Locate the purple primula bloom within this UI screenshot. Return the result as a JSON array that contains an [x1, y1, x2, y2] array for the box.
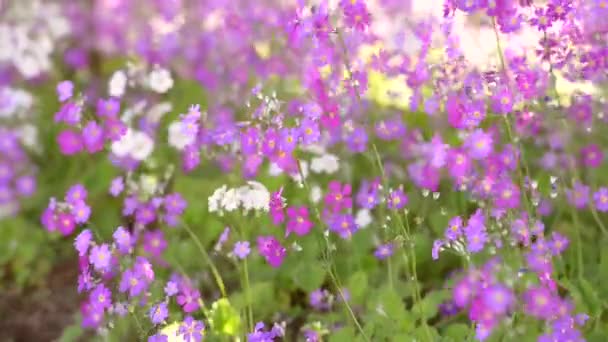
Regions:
[[15, 175, 36, 197], [279, 127, 299, 152], [324, 181, 352, 212], [165, 280, 179, 297], [123, 196, 139, 216], [566, 182, 590, 209], [481, 285, 514, 314], [233, 241, 251, 259], [580, 144, 603, 168], [176, 283, 201, 313], [78, 271, 94, 293], [464, 211, 487, 253], [148, 333, 168, 342], [135, 204, 156, 225], [374, 243, 394, 260], [72, 200, 91, 224], [445, 216, 463, 241], [299, 119, 320, 145], [215, 227, 231, 251], [66, 184, 87, 205], [113, 226, 133, 254], [248, 321, 279, 342], [89, 244, 112, 272], [57, 212, 76, 235], [164, 192, 187, 215], [143, 230, 167, 257], [177, 316, 204, 342], [109, 177, 124, 197], [432, 239, 444, 260], [119, 268, 146, 297], [74, 229, 93, 256], [346, 127, 368, 153], [90, 284, 112, 311], [113, 302, 128, 317], [523, 286, 555, 319], [149, 302, 168, 325], [329, 213, 358, 239], [593, 187, 608, 212], [309, 289, 331, 310], [82, 121, 105, 153], [549, 231, 569, 255], [57, 80, 74, 102], [465, 129, 493, 160], [387, 188, 408, 210], [97, 98, 120, 118], [58, 129, 83, 155]]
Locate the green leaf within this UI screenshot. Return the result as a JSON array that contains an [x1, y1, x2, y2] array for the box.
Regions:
[[329, 326, 355, 342], [347, 271, 368, 303], [292, 262, 325, 292], [207, 298, 242, 336], [442, 323, 471, 341]]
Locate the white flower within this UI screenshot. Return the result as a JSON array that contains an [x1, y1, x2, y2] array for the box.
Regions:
[[208, 185, 227, 213], [148, 102, 172, 122], [355, 209, 372, 228], [130, 131, 154, 161], [168, 121, 195, 150], [111, 129, 154, 161], [148, 67, 173, 93], [310, 153, 339, 174], [109, 70, 127, 97], [310, 185, 322, 203], [221, 188, 240, 212]]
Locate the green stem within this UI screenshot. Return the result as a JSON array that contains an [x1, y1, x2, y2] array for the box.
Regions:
[[181, 220, 227, 297], [243, 257, 254, 332]]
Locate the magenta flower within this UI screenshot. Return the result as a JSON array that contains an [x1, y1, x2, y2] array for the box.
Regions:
[[286, 206, 313, 236], [566, 182, 590, 209], [71, 200, 91, 224], [324, 181, 352, 213], [66, 184, 87, 205], [119, 268, 146, 297], [109, 177, 124, 197], [523, 286, 555, 319], [329, 213, 358, 239], [164, 192, 187, 215], [445, 216, 463, 241], [57, 130, 83, 155], [481, 285, 514, 315], [113, 226, 133, 254], [57, 212, 76, 235], [82, 121, 105, 153], [257, 235, 287, 268], [176, 283, 201, 313]]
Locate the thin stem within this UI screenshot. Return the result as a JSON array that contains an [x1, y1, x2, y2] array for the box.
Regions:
[[327, 266, 371, 342], [181, 220, 227, 297], [243, 257, 254, 332]]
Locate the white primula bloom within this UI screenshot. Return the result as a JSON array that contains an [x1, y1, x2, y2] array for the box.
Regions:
[[355, 209, 372, 228], [310, 185, 322, 203], [130, 131, 154, 161], [268, 163, 283, 176], [148, 67, 173, 93], [310, 153, 339, 174], [245, 181, 270, 211], [168, 121, 195, 150], [148, 102, 172, 122], [208, 185, 227, 213], [111, 129, 154, 161], [109, 70, 127, 97], [221, 188, 240, 212], [111, 129, 135, 158]]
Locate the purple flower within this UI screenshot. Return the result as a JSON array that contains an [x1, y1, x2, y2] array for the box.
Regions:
[[148, 334, 168, 342], [324, 181, 352, 212], [165, 280, 179, 297], [119, 268, 146, 297], [164, 192, 187, 215], [374, 243, 394, 260], [233, 241, 251, 259], [286, 206, 313, 236], [387, 188, 408, 210], [72, 200, 91, 224], [82, 121, 105, 153], [143, 230, 167, 257], [566, 182, 590, 209], [66, 184, 87, 205], [523, 286, 555, 319], [149, 302, 168, 325], [445, 216, 463, 241], [465, 129, 493, 160], [89, 284, 112, 311], [432, 239, 443, 260], [481, 285, 513, 314], [74, 229, 93, 256], [97, 98, 120, 118], [109, 177, 124, 197], [299, 119, 320, 145], [113, 226, 133, 254], [177, 316, 204, 342], [464, 211, 487, 253], [580, 144, 603, 168], [57, 81, 74, 102], [89, 244, 112, 272], [329, 213, 358, 239], [593, 187, 608, 212]]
